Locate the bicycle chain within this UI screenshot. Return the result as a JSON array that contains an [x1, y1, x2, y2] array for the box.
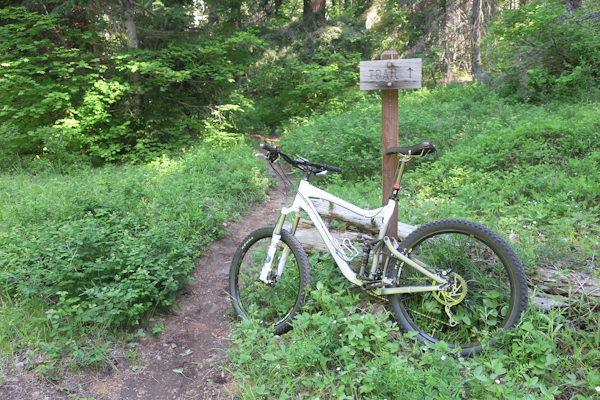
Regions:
[[411, 309, 458, 328], [409, 306, 458, 327], [365, 290, 389, 302]]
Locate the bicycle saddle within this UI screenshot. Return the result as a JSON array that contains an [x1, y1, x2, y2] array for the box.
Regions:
[[386, 141, 436, 157]]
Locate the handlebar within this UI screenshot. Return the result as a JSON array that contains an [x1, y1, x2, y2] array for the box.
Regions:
[[259, 143, 342, 174], [260, 142, 278, 154]]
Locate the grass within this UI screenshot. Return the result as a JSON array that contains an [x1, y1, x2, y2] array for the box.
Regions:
[[0, 291, 49, 356]]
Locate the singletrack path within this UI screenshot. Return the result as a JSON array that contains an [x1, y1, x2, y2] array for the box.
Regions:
[[1, 167, 288, 400]]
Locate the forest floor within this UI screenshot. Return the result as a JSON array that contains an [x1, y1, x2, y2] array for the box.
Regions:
[[0, 167, 288, 400]]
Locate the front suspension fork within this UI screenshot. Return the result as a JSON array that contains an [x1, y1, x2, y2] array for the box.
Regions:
[[258, 208, 300, 284]]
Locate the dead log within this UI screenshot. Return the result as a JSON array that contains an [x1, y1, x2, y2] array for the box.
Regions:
[[311, 199, 417, 238], [282, 199, 417, 253], [527, 268, 600, 299], [530, 291, 571, 310], [283, 219, 375, 253]]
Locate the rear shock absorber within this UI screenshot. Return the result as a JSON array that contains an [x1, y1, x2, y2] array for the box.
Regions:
[[357, 242, 371, 281]]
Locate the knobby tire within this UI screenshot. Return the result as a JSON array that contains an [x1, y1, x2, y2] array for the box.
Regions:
[[388, 219, 528, 357], [229, 227, 311, 335]]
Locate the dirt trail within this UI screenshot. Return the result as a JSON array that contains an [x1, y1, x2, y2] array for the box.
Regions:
[[0, 168, 287, 400]]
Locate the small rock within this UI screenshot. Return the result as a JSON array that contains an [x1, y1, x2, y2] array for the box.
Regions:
[[15, 362, 25, 368], [217, 269, 228, 276], [222, 239, 235, 247], [171, 343, 177, 349]]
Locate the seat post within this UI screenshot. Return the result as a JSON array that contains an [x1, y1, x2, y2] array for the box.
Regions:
[[390, 157, 410, 202], [394, 157, 409, 187]]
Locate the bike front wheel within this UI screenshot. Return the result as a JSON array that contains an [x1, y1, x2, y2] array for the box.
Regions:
[[388, 219, 528, 357], [229, 227, 311, 335]]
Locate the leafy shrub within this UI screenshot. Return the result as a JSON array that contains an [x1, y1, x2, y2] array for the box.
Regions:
[[278, 84, 600, 271], [241, 15, 385, 131], [278, 85, 512, 180], [279, 98, 382, 180], [0, 144, 269, 347], [0, 7, 262, 166], [249, 49, 364, 129], [489, 0, 600, 102]]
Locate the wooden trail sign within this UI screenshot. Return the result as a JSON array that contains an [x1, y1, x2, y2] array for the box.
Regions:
[[359, 58, 422, 90], [360, 52, 422, 239]]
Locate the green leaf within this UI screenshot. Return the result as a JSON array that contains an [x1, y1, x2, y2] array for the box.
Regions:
[[262, 353, 277, 361]]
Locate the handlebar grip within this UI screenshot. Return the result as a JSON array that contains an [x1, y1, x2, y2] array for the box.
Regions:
[[260, 142, 278, 153], [325, 165, 342, 173]]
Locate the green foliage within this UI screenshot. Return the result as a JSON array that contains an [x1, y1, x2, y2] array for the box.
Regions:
[[247, 49, 365, 130], [240, 15, 384, 132], [0, 143, 269, 355], [0, 7, 263, 166], [228, 258, 600, 400], [489, 0, 600, 102], [279, 98, 381, 180]]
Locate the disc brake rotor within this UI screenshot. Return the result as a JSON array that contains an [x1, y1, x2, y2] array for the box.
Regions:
[[433, 272, 467, 306]]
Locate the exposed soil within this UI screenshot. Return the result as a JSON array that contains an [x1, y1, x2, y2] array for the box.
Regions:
[[0, 167, 288, 400]]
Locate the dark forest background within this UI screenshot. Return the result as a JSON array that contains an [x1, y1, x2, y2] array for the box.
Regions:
[[1, 0, 598, 168]]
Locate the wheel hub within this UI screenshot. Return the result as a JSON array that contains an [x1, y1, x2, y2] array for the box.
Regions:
[[433, 272, 467, 306]]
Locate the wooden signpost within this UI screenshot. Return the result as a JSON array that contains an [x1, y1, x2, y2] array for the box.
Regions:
[[360, 51, 422, 239]]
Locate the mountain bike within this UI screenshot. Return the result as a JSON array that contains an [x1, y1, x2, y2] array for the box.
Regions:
[[229, 141, 528, 356]]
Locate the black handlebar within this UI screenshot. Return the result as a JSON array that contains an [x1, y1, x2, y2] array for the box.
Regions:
[[260, 142, 278, 154], [259, 142, 342, 174], [322, 165, 342, 173]]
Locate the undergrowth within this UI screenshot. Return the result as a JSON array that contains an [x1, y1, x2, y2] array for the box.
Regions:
[[0, 143, 269, 361], [227, 254, 600, 399]]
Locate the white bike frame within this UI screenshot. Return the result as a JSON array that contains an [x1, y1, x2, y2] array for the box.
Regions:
[[258, 178, 450, 296]]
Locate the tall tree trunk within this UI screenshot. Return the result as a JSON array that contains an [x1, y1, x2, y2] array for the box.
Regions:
[[303, 0, 326, 22], [121, 0, 141, 116], [274, 0, 284, 15], [122, 0, 138, 49], [471, 0, 482, 81], [442, 0, 459, 85]]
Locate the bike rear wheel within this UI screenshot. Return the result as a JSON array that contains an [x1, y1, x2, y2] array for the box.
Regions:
[[388, 219, 528, 356], [229, 227, 311, 335]]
